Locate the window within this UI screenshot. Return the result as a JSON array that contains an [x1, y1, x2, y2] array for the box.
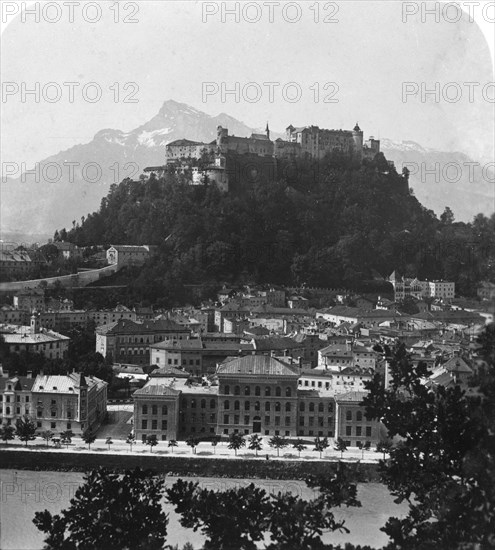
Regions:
[[275, 416, 280, 426], [244, 386, 250, 396], [201, 399, 206, 409], [285, 387, 292, 397], [346, 426, 352, 436], [191, 399, 196, 409], [224, 385, 230, 395], [234, 401, 240, 411], [318, 417, 324, 427], [142, 420, 147, 429], [299, 402, 306, 412], [265, 402, 271, 412], [318, 403, 324, 413], [275, 387, 281, 397], [244, 416, 249, 425], [37, 421, 42, 428], [142, 405, 148, 415], [255, 386, 261, 396], [285, 416, 290, 426], [16, 395, 20, 402], [67, 423, 71, 430], [356, 411, 363, 422], [265, 387, 271, 397], [224, 415, 229, 424], [51, 399, 56, 405], [224, 400, 230, 410], [210, 399, 216, 409], [37, 410, 41, 417], [285, 403, 291, 412], [309, 402, 315, 412], [51, 422, 56, 429], [275, 402, 281, 412], [234, 386, 240, 395], [356, 426, 362, 436], [299, 417, 304, 426], [152, 405, 157, 415], [244, 401, 250, 411], [162, 405, 168, 415], [327, 402, 333, 412], [366, 426, 372, 437], [51, 411, 56, 417], [152, 420, 158, 430], [346, 410, 352, 421]]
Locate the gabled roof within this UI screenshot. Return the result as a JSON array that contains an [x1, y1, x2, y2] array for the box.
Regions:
[[216, 355, 299, 377], [442, 356, 473, 374]]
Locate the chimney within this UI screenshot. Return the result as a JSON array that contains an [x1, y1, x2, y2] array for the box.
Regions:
[[27, 371, 32, 379]]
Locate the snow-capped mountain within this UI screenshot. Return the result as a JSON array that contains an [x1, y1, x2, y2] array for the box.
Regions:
[[1, 100, 492, 238]]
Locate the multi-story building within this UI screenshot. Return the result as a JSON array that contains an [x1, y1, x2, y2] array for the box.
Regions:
[[0, 373, 36, 426], [477, 281, 495, 301], [13, 289, 45, 312], [133, 355, 383, 446], [425, 280, 455, 300], [32, 373, 107, 434], [96, 319, 190, 364], [0, 314, 70, 359], [88, 305, 137, 326], [150, 338, 255, 376], [106, 245, 156, 266], [335, 391, 382, 447], [0, 371, 107, 435], [388, 272, 455, 302]]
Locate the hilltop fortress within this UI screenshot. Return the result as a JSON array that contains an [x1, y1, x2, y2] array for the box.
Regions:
[[145, 123, 387, 192]]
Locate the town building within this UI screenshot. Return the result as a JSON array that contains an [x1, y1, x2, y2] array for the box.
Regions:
[[133, 355, 383, 446], [106, 245, 156, 266], [0, 372, 36, 426], [149, 338, 255, 376], [31, 373, 107, 434], [13, 289, 45, 312], [96, 319, 190, 364], [0, 314, 70, 359]]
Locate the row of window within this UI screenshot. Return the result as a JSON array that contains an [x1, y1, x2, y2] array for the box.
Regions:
[[223, 385, 293, 397], [181, 399, 217, 409], [223, 415, 292, 427], [223, 401, 294, 412], [2, 407, 30, 415], [346, 426, 372, 437], [142, 419, 168, 430], [141, 405, 169, 415], [0, 395, 30, 402]]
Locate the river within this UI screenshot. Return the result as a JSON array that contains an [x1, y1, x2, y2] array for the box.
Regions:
[[0, 469, 408, 549]]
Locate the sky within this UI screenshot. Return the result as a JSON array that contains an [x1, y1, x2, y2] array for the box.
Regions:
[[1, 0, 494, 173]]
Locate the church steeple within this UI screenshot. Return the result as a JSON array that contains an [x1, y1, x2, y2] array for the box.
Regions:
[[265, 122, 270, 140]]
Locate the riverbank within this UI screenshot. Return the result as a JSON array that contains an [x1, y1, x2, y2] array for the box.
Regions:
[[0, 449, 382, 481]]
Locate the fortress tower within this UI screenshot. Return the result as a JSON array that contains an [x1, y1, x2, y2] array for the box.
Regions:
[[216, 125, 228, 151], [352, 123, 363, 158]]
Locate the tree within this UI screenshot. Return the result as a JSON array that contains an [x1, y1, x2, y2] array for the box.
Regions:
[[167, 464, 364, 550], [334, 437, 347, 459], [16, 416, 37, 446], [40, 430, 54, 447], [357, 441, 371, 460], [210, 435, 220, 454], [313, 436, 329, 459], [167, 479, 270, 550], [375, 440, 393, 460], [186, 436, 199, 454], [60, 430, 73, 449], [82, 428, 96, 450], [228, 432, 246, 456], [268, 435, 288, 457], [145, 434, 158, 452], [0, 424, 15, 444], [168, 439, 178, 453], [126, 432, 136, 452], [362, 329, 495, 549], [440, 206, 455, 224], [292, 438, 306, 458], [105, 437, 113, 451], [247, 434, 262, 456], [33, 468, 168, 550]]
